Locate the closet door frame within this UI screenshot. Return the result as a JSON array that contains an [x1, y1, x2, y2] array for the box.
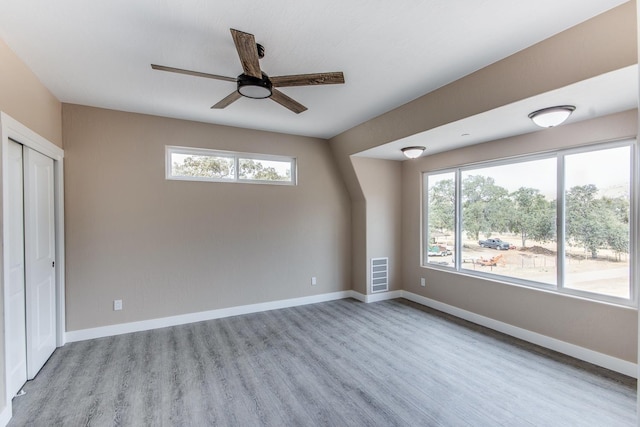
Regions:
[[1, 112, 65, 414]]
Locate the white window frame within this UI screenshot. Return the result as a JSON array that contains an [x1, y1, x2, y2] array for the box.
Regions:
[[422, 139, 637, 307], [166, 145, 297, 185]]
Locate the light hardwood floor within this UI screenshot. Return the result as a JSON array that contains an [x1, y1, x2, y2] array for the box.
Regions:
[[8, 298, 637, 426]]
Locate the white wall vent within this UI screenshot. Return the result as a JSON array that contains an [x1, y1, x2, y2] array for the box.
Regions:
[[370, 257, 389, 293]]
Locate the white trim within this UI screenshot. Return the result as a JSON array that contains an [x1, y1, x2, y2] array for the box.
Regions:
[[349, 290, 401, 303], [66, 291, 352, 342], [1, 112, 65, 422], [0, 114, 66, 347], [401, 290, 637, 378], [165, 145, 296, 185], [422, 139, 636, 308], [0, 113, 63, 161], [65, 288, 635, 377], [54, 159, 65, 347], [0, 404, 11, 427]]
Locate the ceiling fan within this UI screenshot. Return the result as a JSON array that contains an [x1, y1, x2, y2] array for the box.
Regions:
[[151, 28, 345, 114]]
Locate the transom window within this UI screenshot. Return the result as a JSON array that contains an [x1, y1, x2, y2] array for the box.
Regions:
[[166, 146, 296, 185], [423, 140, 636, 305]]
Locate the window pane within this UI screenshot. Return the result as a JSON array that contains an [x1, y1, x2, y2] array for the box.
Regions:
[[460, 158, 557, 285], [564, 146, 630, 298], [239, 158, 293, 182], [171, 152, 235, 180], [426, 172, 456, 266]]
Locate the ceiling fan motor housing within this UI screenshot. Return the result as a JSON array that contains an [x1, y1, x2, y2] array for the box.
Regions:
[[256, 43, 265, 59], [237, 72, 272, 99]]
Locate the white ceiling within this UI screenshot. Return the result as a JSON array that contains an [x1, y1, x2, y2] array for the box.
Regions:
[[357, 65, 639, 161], [0, 0, 631, 143]]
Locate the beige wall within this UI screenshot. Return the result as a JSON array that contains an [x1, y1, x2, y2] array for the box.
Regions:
[[351, 157, 402, 293], [0, 37, 62, 416], [402, 110, 638, 362], [62, 104, 351, 331], [330, 1, 637, 307], [329, 1, 638, 364], [0, 38, 62, 147]]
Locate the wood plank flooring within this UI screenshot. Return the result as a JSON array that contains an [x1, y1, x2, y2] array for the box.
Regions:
[[8, 298, 637, 426]]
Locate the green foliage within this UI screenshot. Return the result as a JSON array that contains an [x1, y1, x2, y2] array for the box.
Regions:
[[428, 178, 455, 233], [565, 185, 629, 258], [605, 219, 629, 260], [509, 187, 555, 247], [173, 156, 290, 182], [565, 185, 604, 258], [461, 175, 511, 240], [239, 159, 290, 181], [600, 196, 630, 260], [173, 155, 234, 179], [427, 176, 629, 259]]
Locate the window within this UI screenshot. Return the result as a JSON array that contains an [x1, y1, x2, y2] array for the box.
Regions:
[[425, 171, 456, 266], [166, 146, 296, 185], [564, 146, 631, 298], [423, 141, 635, 305], [460, 157, 557, 285], [238, 157, 294, 183]]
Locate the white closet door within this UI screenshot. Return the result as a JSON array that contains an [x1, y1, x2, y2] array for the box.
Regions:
[[7, 140, 27, 396], [24, 146, 56, 379]]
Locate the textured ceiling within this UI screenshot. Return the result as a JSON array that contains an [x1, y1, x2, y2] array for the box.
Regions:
[[0, 0, 630, 140]]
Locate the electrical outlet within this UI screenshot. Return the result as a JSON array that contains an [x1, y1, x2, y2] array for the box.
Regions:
[[311, 276, 317, 286], [420, 278, 426, 287], [113, 299, 123, 311]]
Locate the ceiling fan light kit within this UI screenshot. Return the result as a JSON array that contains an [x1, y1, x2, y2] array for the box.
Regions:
[[528, 105, 575, 128], [237, 73, 272, 99], [401, 146, 426, 159], [151, 28, 344, 113]]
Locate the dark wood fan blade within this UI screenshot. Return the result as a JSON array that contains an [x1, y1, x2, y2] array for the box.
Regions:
[[270, 89, 307, 114], [211, 91, 242, 109], [271, 72, 345, 87], [230, 29, 262, 79], [151, 64, 236, 82]]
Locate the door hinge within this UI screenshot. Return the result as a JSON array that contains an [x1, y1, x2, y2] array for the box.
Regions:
[[52, 261, 55, 268]]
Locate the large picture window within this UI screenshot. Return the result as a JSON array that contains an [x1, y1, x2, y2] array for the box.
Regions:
[[166, 146, 296, 185], [423, 141, 635, 305]]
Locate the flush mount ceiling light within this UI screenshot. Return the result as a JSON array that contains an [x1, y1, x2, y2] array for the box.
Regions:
[[528, 105, 576, 128], [401, 146, 426, 159]]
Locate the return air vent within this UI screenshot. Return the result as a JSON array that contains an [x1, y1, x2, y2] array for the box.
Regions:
[[370, 257, 389, 293]]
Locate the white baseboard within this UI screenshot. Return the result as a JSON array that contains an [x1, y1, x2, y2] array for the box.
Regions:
[[348, 290, 401, 303], [63, 288, 636, 378], [0, 404, 11, 427], [66, 291, 352, 343], [401, 291, 638, 378]]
